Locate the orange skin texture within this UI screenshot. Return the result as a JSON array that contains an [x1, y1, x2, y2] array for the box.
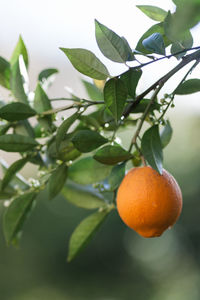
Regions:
[[116, 166, 182, 238]]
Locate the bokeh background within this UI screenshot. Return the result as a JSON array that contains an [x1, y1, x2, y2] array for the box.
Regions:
[[0, 0, 200, 299]]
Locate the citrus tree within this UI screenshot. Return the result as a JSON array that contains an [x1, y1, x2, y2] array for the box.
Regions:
[[0, 0, 200, 261]]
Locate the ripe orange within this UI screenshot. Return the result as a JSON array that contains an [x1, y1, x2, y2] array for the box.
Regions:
[[116, 166, 182, 238]]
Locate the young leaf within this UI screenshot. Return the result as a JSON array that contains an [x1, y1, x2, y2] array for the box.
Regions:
[[0, 134, 38, 152], [104, 78, 127, 122], [136, 23, 170, 54], [56, 112, 79, 151], [38, 68, 58, 82], [141, 125, 163, 174], [160, 121, 173, 148], [0, 103, 36, 121], [10, 35, 29, 68], [0, 57, 11, 89], [142, 33, 166, 55], [95, 19, 130, 63], [171, 30, 193, 60], [120, 68, 142, 98], [62, 182, 106, 209], [174, 79, 200, 95], [48, 163, 68, 200], [67, 209, 110, 262], [136, 5, 167, 22], [82, 79, 103, 101], [108, 162, 126, 191], [68, 157, 112, 185], [71, 130, 108, 153], [3, 191, 37, 245], [60, 48, 110, 80], [1, 157, 28, 191], [33, 83, 52, 113], [10, 59, 28, 104], [94, 145, 132, 165]]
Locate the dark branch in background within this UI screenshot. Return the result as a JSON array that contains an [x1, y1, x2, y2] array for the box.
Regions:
[[123, 49, 200, 118]]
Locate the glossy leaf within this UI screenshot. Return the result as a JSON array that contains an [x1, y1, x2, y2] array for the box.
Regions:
[[72, 130, 108, 153], [68, 157, 112, 185], [0, 134, 38, 152], [137, 5, 167, 22], [120, 68, 142, 98], [95, 19, 130, 63], [3, 191, 37, 245], [62, 182, 106, 209], [142, 33, 166, 55], [0, 103, 36, 121], [60, 48, 110, 80], [104, 78, 127, 122], [1, 157, 28, 191], [160, 121, 173, 148], [108, 162, 126, 191], [10, 59, 28, 104], [56, 112, 79, 151], [0, 57, 11, 89], [94, 145, 132, 165], [33, 83, 52, 113], [174, 79, 200, 95], [82, 79, 103, 101], [136, 22, 170, 54], [141, 125, 163, 174], [48, 163, 68, 200], [67, 209, 110, 262], [10, 35, 29, 68], [38, 68, 58, 82]]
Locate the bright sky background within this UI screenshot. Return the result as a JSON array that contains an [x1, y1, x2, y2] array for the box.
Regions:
[[0, 0, 200, 113]]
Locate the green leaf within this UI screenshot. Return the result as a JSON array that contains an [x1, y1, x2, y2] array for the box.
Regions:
[[171, 30, 193, 59], [0, 180, 16, 199], [1, 158, 28, 191], [60, 48, 110, 80], [10, 35, 29, 68], [62, 182, 106, 209], [82, 79, 103, 101], [95, 19, 130, 63], [0, 123, 12, 136], [38, 68, 58, 82], [68, 157, 112, 185], [94, 145, 132, 165], [56, 112, 79, 151], [0, 134, 38, 152], [0, 57, 11, 89], [104, 78, 127, 122], [0, 158, 29, 190], [136, 5, 167, 22], [136, 23, 170, 54], [141, 125, 163, 174], [33, 83, 52, 113], [3, 191, 37, 245], [160, 121, 173, 148], [48, 163, 68, 200], [120, 68, 142, 98], [0, 103, 36, 121], [108, 162, 126, 191], [71, 130, 108, 153], [10, 59, 28, 104], [48, 139, 81, 162], [142, 33, 166, 55], [14, 120, 35, 138], [67, 209, 110, 262], [174, 79, 200, 95]]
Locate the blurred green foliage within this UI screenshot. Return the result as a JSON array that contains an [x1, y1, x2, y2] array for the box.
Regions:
[[0, 114, 200, 300]]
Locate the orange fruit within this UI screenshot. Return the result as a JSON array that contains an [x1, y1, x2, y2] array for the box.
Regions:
[[116, 166, 182, 238]]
